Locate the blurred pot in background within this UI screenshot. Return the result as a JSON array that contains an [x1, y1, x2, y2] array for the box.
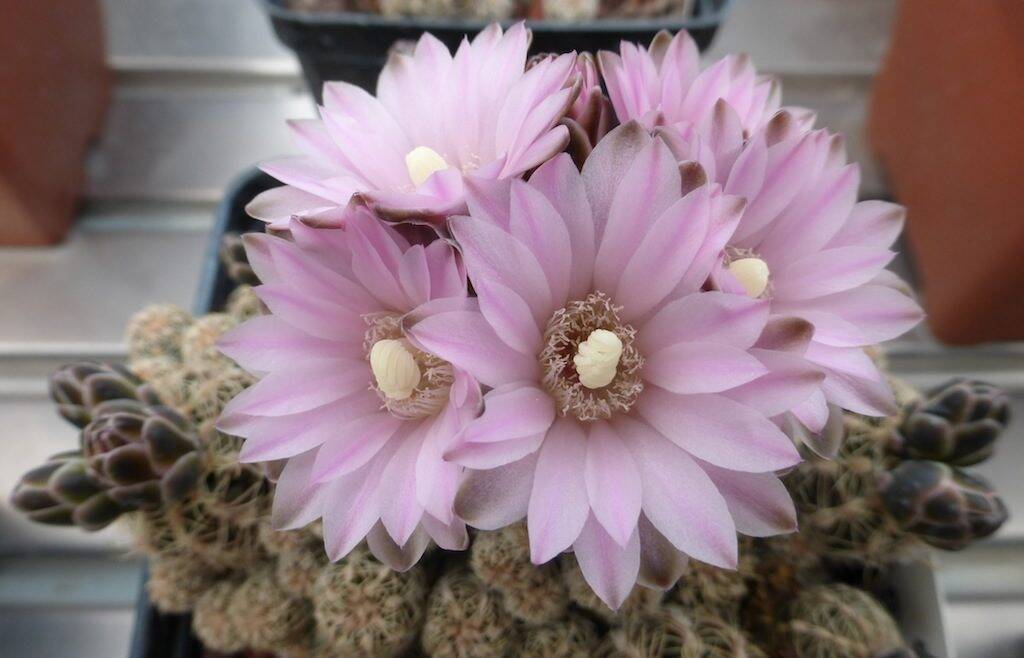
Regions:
[[0, 1, 110, 246], [869, 0, 1024, 344], [260, 0, 730, 101]]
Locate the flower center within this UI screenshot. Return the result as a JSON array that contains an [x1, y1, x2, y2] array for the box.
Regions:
[[540, 292, 644, 422], [574, 329, 623, 389], [365, 314, 453, 420], [405, 146, 449, 187], [370, 339, 420, 400], [725, 249, 771, 298]]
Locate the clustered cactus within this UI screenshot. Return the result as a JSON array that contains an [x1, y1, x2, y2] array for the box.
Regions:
[[7, 237, 1012, 657], [286, 0, 695, 19]]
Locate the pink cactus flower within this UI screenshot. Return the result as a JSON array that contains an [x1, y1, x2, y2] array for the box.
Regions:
[[409, 123, 806, 609], [657, 104, 923, 455], [216, 208, 477, 570], [246, 23, 577, 229], [598, 30, 795, 137], [602, 33, 923, 454]]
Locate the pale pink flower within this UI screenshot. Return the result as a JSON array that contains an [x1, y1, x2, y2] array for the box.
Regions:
[[409, 123, 805, 609], [658, 105, 924, 456], [247, 23, 577, 229], [216, 208, 477, 570], [598, 30, 794, 137]]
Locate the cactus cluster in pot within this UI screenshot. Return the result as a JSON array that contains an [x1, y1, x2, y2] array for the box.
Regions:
[[9, 233, 1011, 656], [9, 21, 1017, 658]]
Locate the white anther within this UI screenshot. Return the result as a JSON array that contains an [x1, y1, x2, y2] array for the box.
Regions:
[[405, 146, 449, 187], [728, 257, 770, 298], [573, 329, 623, 389], [370, 339, 421, 400]]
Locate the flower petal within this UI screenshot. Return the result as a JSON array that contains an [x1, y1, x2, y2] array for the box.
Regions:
[[509, 179, 573, 308], [246, 185, 335, 227], [321, 443, 395, 561], [218, 316, 350, 374], [616, 187, 712, 321], [638, 387, 801, 472], [410, 309, 539, 388], [379, 424, 428, 546], [582, 121, 652, 241], [619, 417, 738, 568], [722, 348, 823, 417], [464, 384, 556, 444], [700, 462, 797, 537], [455, 453, 537, 531], [220, 359, 370, 419], [310, 413, 405, 483], [421, 513, 469, 551], [255, 284, 367, 342], [446, 433, 544, 470], [237, 392, 382, 462], [367, 521, 430, 572], [270, 449, 324, 530], [572, 514, 641, 611], [637, 515, 689, 591], [585, 422, 642, 547], [448, 215, 553, 323], [827, 199, 905, 250], [644, 341, 769, 394], [805, 343, 896, 416], [640, 292, 769, 354], [528, 419, 590, 564], [473, 277, 543, 355], [595, 139, 683, 294], [528, 153, 596, 300], [771, 246, 895, 302]]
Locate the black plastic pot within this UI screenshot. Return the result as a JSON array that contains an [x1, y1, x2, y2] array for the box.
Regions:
[[262, 0, 734, 101], [127, 569, 203, 658], [128, 170, 274, 658], [194, 170, 277, 316]]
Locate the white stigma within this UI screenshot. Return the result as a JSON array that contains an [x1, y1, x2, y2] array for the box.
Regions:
[[370, 339, 421, 400], [573, 329, 623, 389], [405, 146, 449, 187], [729, 257, 771, 298]]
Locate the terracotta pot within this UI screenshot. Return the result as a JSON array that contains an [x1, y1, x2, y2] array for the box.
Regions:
[[868, 0, 1024, 344], [0, 1, 110, 245]]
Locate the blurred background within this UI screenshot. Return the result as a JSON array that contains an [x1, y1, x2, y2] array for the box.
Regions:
[[1, 1, 1022, 656]]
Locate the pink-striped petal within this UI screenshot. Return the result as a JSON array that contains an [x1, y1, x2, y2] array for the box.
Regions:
[[311, 413, 404, 483], [638, 387, 801, 472], [446, 433, 544, 470], [619, 417, 738, 568], [639, 292, 769, 354], [455, 453, 537, 531], [644, 341, 769, 394], [366, 522, 430, 572], [585, 422, 642, 547], [270, 449, 324, 530], [464, 384, 556, 444], [572, 514, 641, 611], [528, 419, 589, 564], [410, 309, 539, 388], [700, 461, 797, 537]]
